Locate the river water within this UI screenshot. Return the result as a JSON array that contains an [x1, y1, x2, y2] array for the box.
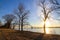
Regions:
[[14, 26, 60, 35]]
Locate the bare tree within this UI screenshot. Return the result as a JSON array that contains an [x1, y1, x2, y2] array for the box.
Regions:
[[38, 0, 60, 34], [12, 19, 17, 29], [14, 4, 29, 31], [0, 20, 2, 26], [2, 14, 16, 28]]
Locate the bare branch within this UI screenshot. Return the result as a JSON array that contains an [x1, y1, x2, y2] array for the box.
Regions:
[[47, 5, 60, 16], [50, 0, 60, 5], [2, 14, 16, 28], [14, 4, 29, 31], [38, 0, 60, 34]]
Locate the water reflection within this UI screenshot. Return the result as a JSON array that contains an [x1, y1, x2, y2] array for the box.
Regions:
[[14, 27, 60, 35], [46, 28, 50, 34]]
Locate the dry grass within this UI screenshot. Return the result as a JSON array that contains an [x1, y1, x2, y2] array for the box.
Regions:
[[0, 28, 60, 40]]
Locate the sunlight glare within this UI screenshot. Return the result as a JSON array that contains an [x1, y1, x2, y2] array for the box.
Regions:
[[41, 20, 51, 34], [46, 28, 50, 34], [45, 20, 50, 27], [45, 20, 51, 34]]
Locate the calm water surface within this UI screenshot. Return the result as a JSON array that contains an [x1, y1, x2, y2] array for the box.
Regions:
[[14, 27, 60, 35]]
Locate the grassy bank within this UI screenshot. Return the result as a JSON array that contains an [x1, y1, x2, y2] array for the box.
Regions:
[[0, 29, 60, 40]]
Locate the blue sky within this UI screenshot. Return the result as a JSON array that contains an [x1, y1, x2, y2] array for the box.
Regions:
[[0, 0, 40, 26], [0, 0, 60, 27]]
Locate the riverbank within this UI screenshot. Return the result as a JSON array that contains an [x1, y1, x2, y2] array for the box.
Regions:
[[0, 28, 60, 40]]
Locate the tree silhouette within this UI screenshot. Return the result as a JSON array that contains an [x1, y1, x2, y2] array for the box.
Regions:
[[38, 0, 60, 34], [0, 20, 2, 26], [14, 4, 29, 31], [12, 19, 17, 29], [2, 14, 16, 28]]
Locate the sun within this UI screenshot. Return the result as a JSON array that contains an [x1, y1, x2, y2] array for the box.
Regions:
[[41, 20, 51, 34], [43, 20, 51, 34], [41, 20, 51, 27], [45, 20, 51, 34], [45, 20, 50, 27]]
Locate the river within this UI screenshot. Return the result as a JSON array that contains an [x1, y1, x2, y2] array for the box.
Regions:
[[14, 26, 60, 35]]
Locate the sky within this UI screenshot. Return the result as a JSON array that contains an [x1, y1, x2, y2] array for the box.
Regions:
[[0, 0, 60, 27]]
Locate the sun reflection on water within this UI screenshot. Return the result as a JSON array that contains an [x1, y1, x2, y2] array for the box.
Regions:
[[46, 28, 50, 34]]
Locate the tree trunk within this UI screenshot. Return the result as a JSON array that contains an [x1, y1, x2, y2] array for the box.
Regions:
[[21, 23, 23, 31], [21, 18, 23, 31], [44, 21, 46, 34], [6, 22, 11, 28], [19, 19, 20, 30], [13, 23, 15, 29]]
